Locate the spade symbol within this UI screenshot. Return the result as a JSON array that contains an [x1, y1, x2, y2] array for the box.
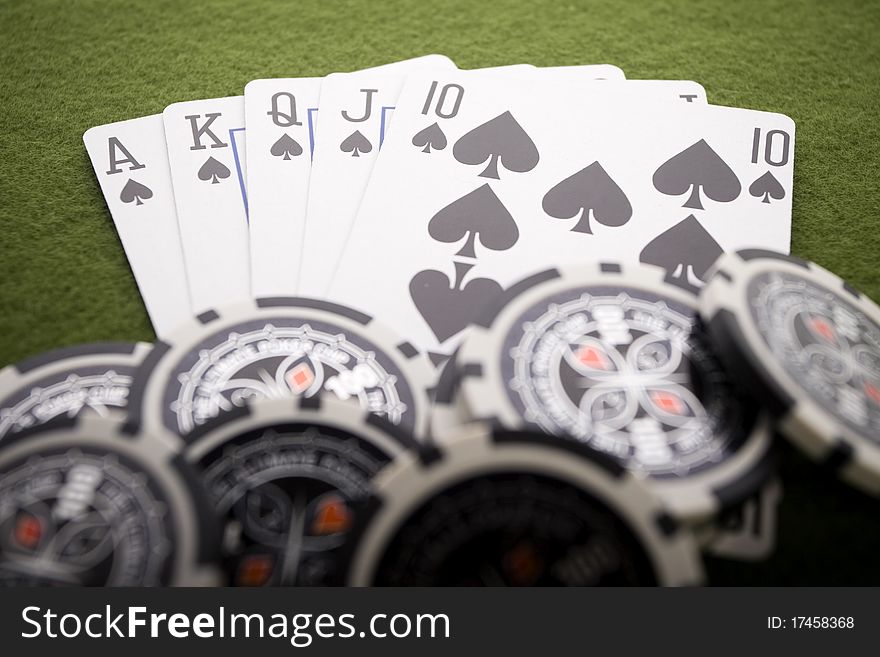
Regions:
[[542, 162, 632, 234], [412, 122, 447, 153], [119, 178, 153, 206], [748, 171, 785, 204], [639, 215, 723, 291], [340, 130, 372, 157], [270, 133, 303, 160], [653, 139, 741, 210], [410, 261, 504, 343], [197, 156, 231, 184], [453, 111, 539, 179], [428, 184, 519, 259]]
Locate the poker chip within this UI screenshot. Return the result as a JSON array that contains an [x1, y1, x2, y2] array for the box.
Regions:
[[0, 342, 151, 441], [0, 413, 221, 586], [700, 249, 880, 496], [429, 348, 475, 439], [704, 477, 782, 561], [342, 422, 704, 586], [455, 262, 775, 524], [129, 297, 434, 440], [178, 395, 418, 586]]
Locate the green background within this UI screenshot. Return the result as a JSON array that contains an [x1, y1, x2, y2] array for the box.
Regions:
[[1, 0, 879, 584]]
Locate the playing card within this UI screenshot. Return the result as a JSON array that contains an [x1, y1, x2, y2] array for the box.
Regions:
[[329, 71, 792, 358], [244, 77, 322, 298], [245, 55, 456, 298], [299, 63, 633, 297], [299, 60, 465, 297], [163, 97, 250, 314], [83, 115, 192, 337]]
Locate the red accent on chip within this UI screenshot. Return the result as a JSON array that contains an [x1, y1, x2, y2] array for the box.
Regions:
[[285, 363, 315, 394], [236, 554, 275, 587], [575, 345, 610, 371], [864, 381, 880, 406], [503, 541, 543, 586], [650, 390, 686, 415], [809, 316, 836, 343], [311, 495, 352, 535], [14, 514, 42, 550]]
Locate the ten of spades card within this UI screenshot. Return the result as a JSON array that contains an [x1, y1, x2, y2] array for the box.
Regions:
[[300, 62, 632, 297], [328, 72, 794, 359]]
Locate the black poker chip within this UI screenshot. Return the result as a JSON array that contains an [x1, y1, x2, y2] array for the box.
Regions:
[[450, 262, 775, 526], [342, 423, 704, 586], [430, 346, 472, 439], [0, 342, 151, 441], [700, 249, 880, 495], [0, 413, 221, 586], [128, 297, 434, 440], [178, 395, 418, 586]]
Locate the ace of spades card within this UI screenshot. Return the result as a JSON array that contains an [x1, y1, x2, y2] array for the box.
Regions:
[[329, 71, 793, 357], [163, 96, 250, 314], [83, 115, 192, 337], [244, 77, 322, 297]]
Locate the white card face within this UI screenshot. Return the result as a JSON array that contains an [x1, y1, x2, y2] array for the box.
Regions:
[[329, 72, 793, 356], [299, 60, 459, 297], [244, 77, 322, 298], [83, 115, 192, 337], [163, 97, 250, 314], [243, 56, 458, 298], [299, 63, 630, 297]]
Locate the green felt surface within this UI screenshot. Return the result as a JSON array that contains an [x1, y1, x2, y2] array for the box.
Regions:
[[1, 0, 879, 584]]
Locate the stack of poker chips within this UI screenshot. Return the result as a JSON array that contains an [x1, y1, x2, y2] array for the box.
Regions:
[[0, 250, 878, 586]]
